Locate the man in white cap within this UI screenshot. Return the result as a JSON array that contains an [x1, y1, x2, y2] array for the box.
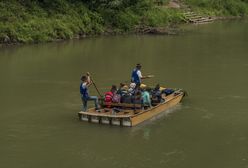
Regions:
[[131, 63, 152, 85]]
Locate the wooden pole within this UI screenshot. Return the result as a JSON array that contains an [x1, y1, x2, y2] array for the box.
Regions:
[[89, 75, 103, 97]]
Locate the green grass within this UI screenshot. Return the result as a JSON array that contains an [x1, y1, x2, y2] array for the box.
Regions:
[[0, 0, 104, 43], [185, 0, 248, 16]]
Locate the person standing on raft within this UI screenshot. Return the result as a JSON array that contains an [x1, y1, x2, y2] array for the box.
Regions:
[[131, 63, 152, 85], [80, 72, 99, 111]]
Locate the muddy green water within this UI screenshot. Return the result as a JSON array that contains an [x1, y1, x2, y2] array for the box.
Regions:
[[1, 20, 248, 168]]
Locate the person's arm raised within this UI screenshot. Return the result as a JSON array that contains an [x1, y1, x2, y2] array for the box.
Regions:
[[86, 72, 93, 87]]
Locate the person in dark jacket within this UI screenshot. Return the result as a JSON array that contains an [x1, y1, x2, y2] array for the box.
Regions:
[[151, 84, 162, 104]]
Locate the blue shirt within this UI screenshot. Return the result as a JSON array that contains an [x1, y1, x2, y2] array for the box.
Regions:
[[80, 82, 89, 99], [131, 68, 141, 84]]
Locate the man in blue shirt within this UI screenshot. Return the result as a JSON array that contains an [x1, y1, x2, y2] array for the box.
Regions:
[[131, 64, 152, 85], [80, 74, 99, 111]]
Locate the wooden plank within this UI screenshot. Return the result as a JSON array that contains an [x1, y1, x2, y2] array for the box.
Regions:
[[78, 111, 132, 118], [102, 102, 142, 108]]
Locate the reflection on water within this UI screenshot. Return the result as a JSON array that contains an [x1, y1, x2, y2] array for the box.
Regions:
[[0, 20, 248, 168]]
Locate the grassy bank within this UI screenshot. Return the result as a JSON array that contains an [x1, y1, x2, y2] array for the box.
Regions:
[[184, 0, 248, 16], [0, 0, 248, 44]]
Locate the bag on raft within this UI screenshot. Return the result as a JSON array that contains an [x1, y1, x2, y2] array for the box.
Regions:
[[162, 88, 174, 95]]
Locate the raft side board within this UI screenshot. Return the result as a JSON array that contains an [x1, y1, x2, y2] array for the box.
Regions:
[[101, 117, 111, 124], [131, 94, 184, 126], [78, 111, 132, 118], [102, 102, 142, 108]]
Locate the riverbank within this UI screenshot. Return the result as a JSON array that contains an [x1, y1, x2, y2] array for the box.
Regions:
[[1, 0, 248, 45]]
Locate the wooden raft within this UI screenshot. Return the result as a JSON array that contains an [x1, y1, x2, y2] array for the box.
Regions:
[[78, 90, 185, 127]]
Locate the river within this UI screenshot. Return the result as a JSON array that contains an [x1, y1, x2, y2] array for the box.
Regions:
[[0, 20, 248, 168]]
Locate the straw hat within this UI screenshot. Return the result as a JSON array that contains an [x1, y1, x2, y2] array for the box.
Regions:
[[140, 84, 147, 89]]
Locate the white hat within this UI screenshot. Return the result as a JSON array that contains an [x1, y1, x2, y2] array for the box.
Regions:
[[130, 83, 136, 89]]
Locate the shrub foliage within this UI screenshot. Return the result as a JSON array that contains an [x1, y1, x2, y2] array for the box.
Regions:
[[0, 0, 247, 43]]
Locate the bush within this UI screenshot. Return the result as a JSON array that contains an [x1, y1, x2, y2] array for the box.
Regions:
[[112, 9, 140, 31], [0, 0, 107, 43], [143, 8, 168, 26]]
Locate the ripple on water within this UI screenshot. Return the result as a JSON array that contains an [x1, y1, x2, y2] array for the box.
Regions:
[[217, 95, 246, 100], [201, 113, 214, 119]]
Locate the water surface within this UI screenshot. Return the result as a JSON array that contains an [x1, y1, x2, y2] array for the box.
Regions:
[[0, 20, 248, 168]]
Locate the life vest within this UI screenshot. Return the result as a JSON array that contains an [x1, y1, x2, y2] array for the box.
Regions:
[[80, 83, 89, 100], [131, 69, 141, 84]]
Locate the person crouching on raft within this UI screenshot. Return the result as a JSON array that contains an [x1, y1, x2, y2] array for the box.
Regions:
[[131, 63, 152, 86], [80, 74, 99, 111]]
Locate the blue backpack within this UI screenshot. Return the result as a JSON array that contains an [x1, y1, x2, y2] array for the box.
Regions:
[[162, 88, 174, 95]]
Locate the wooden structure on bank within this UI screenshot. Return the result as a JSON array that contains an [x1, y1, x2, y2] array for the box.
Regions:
[[183, 11, 216, 24], [78, 89, 186, 127]]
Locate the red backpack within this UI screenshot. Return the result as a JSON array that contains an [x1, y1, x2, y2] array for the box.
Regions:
[[104, 91, 113, 107]]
